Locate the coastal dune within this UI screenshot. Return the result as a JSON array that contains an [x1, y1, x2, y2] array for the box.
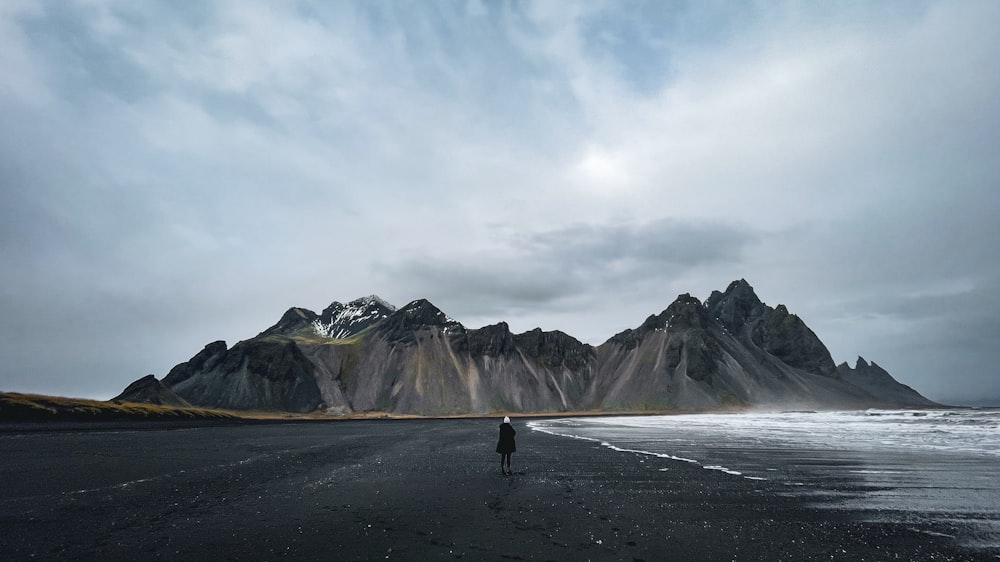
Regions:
[[0, 419, 988, 561]]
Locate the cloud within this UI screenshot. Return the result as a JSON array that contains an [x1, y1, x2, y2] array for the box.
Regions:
[[0, 2, 52, 105], [1, 1, 998, 403], [377, 218, 756, 321]]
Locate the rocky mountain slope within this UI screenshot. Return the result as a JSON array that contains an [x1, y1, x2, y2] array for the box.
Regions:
[[129, 281, 937, 415], [112, 374, 192, 408]]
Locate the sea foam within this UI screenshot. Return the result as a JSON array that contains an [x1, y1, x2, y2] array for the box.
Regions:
[[530, 409, 1000, 549]]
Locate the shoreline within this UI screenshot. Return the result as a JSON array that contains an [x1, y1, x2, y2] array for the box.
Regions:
[[2, 402, 990, 442], [2, 418, 996, 560], [3, 390, 970, 431]]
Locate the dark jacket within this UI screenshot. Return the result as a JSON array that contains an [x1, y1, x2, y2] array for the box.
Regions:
[[496, 422, 516, 454]]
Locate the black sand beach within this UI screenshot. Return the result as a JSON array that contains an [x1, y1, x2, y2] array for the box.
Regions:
[[1, 418, 995, 561]]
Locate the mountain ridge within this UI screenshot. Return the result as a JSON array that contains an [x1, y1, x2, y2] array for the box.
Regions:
[[124, 280, 938, 415]]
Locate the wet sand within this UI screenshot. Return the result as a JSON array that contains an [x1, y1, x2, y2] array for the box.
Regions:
[[1, 418, 995, 561]]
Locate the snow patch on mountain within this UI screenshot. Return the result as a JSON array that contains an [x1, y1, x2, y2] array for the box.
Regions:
[[312, 295, 396, 339]]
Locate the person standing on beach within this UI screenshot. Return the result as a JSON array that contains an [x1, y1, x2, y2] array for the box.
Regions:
[[496, 416, 516, 475]]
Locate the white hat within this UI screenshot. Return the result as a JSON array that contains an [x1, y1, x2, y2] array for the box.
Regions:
[[503, 416, 511, 423]]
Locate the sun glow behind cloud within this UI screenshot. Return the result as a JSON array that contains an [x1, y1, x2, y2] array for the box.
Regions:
[[571, 144, 634, 194]]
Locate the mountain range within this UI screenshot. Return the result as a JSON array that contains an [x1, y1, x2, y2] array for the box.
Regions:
[[117, 280, 936, 415]]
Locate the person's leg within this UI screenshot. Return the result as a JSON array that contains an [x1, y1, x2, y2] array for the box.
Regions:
[[507, 453, 513, 474], [500, 453, 506, 474]]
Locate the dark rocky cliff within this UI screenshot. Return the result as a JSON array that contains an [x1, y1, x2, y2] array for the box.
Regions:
[[163, 338, 322, 412], [705, 279, 837, 376], [112, 374, 191, 407], [123, 281, 937, 415], [836, 357, 938, 407]]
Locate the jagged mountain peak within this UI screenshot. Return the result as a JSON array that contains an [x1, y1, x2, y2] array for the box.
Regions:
[[314, 295, 396, 339], [329, 295, 397, 314], [637, 293, 711, 333], [258, 296, 396, 339], [162, 341, 228, 388], [836, 357, 937, 406], [113, 374, 192, 407], [288, 307, 317, 319], [259, 307, 319, 337], [749, 302, 837, 377], [396, 299, 458, 324], [728, 278, 755, 293], [375, 299, 464, 343], [128, 280, 937, 415], [706, 278, 761, 304], [466, 322, 516, 356], [514, 326, 580, 341], [840, 356, 884, 373], [475, 321, 512, 336], [610, 293, 712, 348], [353, 294, 396, 310], [705, 278, 767, 333], [674, 292, 703, 305], [512, 328, 594, 371], [664, 293, 710, 327]]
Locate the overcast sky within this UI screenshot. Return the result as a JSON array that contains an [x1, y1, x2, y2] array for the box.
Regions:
[[2, 1, 998, 405]]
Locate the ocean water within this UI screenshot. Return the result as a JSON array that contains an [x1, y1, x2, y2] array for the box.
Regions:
[[529, 409, 1000, 549]]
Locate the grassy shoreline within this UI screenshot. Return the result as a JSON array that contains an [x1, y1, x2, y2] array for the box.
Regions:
[[0, 392, 237, 422], [0, 391, 698, 423], [2, 390, 953, 425]]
